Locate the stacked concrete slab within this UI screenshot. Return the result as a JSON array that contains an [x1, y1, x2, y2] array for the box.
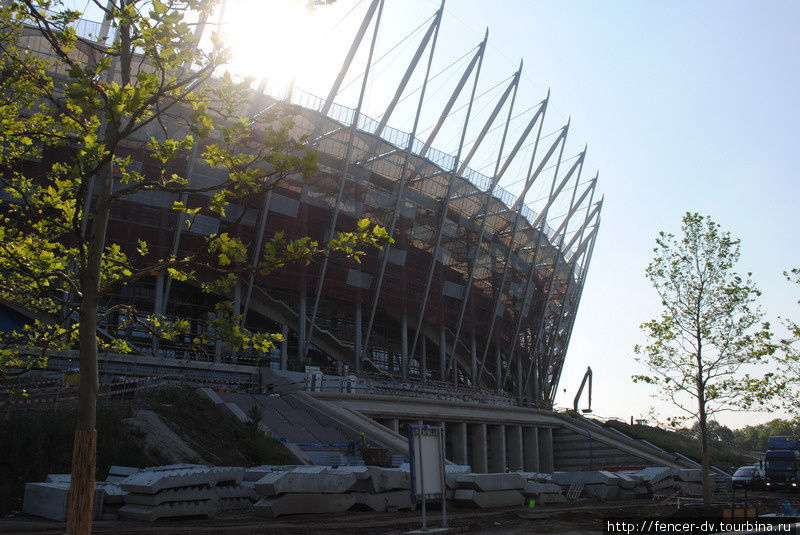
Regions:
[[117, 465, 253, 520], [546, 468, 709, 502], [252, 465, 416, 517]]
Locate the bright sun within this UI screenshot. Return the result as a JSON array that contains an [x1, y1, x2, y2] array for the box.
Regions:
[[222, 0, 330, 91]]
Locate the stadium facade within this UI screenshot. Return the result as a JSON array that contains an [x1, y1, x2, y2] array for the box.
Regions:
[[9, 0, 602, 410]]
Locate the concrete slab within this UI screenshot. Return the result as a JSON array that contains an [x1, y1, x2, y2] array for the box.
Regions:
[[209, 466, 244, 484], [676, 469, 702, 482], [216, 483, 260, 501], [108, 465, 141, 478], [44, 474, 71, 483], [452, 473, 526, 491], [536, 492, 567, 504], [367, 467, 410, 492], [551, 471, 620, 486], [98, 483, 126, 504], [453, 489, 524, 509], [243, 465, 300, 482], [584, 483, 620, 501], [253, 493, 356, 517], [217, 497, 253, 512], [22, 482, 104, 521], [616, 474, 638, 489], [123, 485, 214, 506], [120, 467, 212, 494], [118, 499, 217, 521], [352, 490, 414, 512], [523, 481, 563, 496], [254, 470, 356, 495]]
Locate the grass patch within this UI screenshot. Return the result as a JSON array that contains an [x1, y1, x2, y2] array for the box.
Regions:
[[602, 418, 750, 472]]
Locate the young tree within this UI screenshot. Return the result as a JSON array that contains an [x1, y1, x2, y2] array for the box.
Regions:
[[776, 268, 800, 407], [0, 1, 387, 532], [633, 212, 773, 507]]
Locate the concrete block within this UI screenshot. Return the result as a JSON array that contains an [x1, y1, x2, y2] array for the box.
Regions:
[[367, 467, 410, 492], [452, 473, 526, 491], [551, 471, 620, 486], [444, 465, 472, 474], [120, 467, 212, 494], [217, 497, 253, 512], [536, 492, 567, 504], [98, 483, 126, 504], [584, 483, 620, 501], [243, 465, 299, 482], [143, 464, 205, 472], [123, 485, 214, 505], [254, 470, 356, 495], [253, 493, 356, 517], [518, 472, 552, 482], [453, 489, 524, 509], [108, 465, 141, 478], [119, 499, 216, 521], [44, 474, 71, 483], [209, 466, 244, 484], [523, 481, 563, 496], [638, 467, 674, 485], [616, 474, 638, 489], [215, 483, 260, 501], [352, 490, 414, 512], [23, 482, 104, 521], [676, 469, 702, 482]]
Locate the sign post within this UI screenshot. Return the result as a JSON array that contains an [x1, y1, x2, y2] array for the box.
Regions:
[[408, 424, 448, 532]]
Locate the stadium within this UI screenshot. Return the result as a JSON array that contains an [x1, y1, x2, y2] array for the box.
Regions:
[[3, 2, 710, 478]]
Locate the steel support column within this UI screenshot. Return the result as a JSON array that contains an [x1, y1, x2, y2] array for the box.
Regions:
[[305, 0, 385, 358]]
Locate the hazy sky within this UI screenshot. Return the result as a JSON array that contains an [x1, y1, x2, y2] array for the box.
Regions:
[[74, 0, 800, 428]]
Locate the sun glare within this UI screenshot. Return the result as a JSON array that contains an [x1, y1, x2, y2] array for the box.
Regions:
[[222, 0, 331, 92]]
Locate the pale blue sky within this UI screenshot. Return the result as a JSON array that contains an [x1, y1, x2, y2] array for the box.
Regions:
[[73, 0, 800, 427]]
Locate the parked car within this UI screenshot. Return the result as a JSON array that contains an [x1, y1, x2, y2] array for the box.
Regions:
[[732, 465, 765, 490]]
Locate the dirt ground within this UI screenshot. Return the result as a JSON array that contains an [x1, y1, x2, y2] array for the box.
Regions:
[[5, 493, 794, 535]]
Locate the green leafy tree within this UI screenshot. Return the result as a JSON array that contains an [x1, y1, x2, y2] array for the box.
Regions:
[[774, 269, 800, 409], [0, 1, 387, 531], [633, 212, 773, 507]]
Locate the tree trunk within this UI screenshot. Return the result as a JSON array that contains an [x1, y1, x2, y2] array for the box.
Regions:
[[65, 429, 96, 534], [698, 406, 713, 508], [66, 134, 116, 533]]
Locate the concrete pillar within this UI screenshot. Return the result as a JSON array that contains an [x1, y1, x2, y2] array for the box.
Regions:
[[522, 427, 540, 472], [280, 324, 289, 370], [470, 423, 488, 473], [538, 427, 554, 473], [470, 331, 477, 385], [298, 289, 306, 362], [488, 424, 506, 473], [389, 418, 399, 435], [451, 422, 468, 465], [439, 325, 446, 381], [354, 300, 362, 371], [401, 310, 408, 379], [505, 425, 523, 472]]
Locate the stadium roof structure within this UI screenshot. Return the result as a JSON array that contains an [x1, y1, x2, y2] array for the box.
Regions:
[[10, 0, 603, 409]]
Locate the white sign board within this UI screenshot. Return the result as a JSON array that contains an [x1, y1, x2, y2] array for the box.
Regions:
[[409, 425, 444, 501]]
